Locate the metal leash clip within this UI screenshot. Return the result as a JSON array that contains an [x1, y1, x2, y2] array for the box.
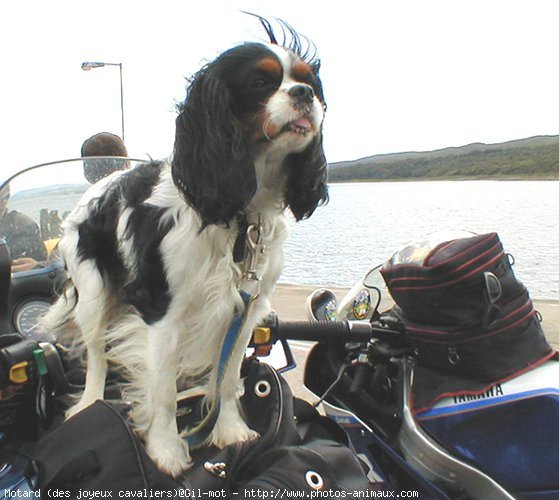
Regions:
[[244, 218, 265, 284]]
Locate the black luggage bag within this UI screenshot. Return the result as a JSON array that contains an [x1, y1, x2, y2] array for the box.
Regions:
[[380, 232, 555, 411], [29, 359, 373, 497]]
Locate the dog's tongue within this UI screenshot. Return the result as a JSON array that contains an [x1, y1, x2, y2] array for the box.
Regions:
[[294, 117, 312, 130]]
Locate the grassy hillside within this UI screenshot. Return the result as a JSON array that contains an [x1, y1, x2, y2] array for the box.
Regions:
[[328, 135, 559, 181]]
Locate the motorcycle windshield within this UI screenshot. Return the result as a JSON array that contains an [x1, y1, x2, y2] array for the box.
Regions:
[[0, 158, 148, 274], [385, 229, 477, 267]]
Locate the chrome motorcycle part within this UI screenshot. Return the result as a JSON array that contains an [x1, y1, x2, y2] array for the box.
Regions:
[[397, 358, 515, 499]]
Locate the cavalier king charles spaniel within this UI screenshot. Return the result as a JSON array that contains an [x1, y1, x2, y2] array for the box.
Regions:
[[43, 18, 327, 477]]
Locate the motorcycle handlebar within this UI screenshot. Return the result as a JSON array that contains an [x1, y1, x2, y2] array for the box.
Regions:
[[275, 320, 373, 343], [272, 319, 404, 344]]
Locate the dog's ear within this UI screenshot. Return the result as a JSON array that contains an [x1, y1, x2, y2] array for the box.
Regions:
[[284, 133, 329, 221], [172, 68, 256, 228]]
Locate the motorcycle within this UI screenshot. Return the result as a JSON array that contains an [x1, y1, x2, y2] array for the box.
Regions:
[[1, 160, 558, 498], [257, 249, 559, 498]]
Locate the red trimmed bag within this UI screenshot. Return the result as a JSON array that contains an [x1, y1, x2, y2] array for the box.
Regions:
[[380, 232, 555, 411]]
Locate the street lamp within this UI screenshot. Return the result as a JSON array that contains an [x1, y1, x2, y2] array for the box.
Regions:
[[81, 61, 125, 141]]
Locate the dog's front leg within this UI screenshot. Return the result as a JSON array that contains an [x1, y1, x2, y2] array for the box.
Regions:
[[139, 325, 192, 477], [210, 320, 259, 448], [66, 337, 107, 420]]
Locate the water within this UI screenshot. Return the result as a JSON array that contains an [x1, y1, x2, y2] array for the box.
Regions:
[[282, 181, 559, 300], [7, 177, 558, 300]]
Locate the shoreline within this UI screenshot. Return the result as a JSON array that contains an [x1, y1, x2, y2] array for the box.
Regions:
[[328, 176, 559, 183], [272, 283, 559, 348]]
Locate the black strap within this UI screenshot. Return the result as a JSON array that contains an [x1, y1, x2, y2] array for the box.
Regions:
[[233, 215, 248, 263]]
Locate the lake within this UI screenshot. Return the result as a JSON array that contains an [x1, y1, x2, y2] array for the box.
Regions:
[[7, 174, 558, 301], [282, 180, 559, 300]]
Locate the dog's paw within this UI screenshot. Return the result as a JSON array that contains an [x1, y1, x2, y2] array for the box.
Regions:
[[210, 414, 259, 449], [146, 435, 192, 478]]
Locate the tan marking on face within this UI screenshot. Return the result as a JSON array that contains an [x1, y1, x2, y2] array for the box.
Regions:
[[291, 60, 314, 83], [257, 57, 282, 77]]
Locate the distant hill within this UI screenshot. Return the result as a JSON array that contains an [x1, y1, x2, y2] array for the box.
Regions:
[[328, 135, 559, 181]]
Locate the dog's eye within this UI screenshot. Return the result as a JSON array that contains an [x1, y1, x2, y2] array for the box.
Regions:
[[250, 77, 269, 89]]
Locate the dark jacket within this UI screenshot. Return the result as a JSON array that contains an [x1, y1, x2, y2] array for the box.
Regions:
[[0, 210, 47, 261]]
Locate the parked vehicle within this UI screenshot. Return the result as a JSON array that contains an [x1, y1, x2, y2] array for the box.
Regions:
[[1, 160, 557, 498], [261, 235, 559, 499]]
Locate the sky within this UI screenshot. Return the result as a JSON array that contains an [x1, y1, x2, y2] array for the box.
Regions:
[[1, 0, 559, 179]]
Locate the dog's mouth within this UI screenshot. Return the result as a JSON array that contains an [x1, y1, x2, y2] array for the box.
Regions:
[[281, 116, 314, 136], [254, 115, 317, 144]]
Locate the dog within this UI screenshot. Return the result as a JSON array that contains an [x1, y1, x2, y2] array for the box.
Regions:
[[43, 18, 327, 477]]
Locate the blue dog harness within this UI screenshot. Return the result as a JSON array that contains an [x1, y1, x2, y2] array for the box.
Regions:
[[184, 218, 264, 448]]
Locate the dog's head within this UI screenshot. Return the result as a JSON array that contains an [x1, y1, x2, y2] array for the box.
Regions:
[[172, 17, 328, 228]]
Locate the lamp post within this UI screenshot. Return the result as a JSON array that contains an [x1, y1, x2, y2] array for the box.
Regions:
[[81, 61, 125, 141]]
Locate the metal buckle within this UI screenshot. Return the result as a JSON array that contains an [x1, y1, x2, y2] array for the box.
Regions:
[[240, 216, 265, 298], [204, 461, 227, 479], [245, 221, 263, 281]]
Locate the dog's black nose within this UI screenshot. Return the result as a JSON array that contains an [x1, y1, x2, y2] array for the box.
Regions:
[[288, 84, 315, 104]]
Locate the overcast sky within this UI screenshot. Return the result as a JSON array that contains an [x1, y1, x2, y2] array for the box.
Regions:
[[1, 0, 558, 178]]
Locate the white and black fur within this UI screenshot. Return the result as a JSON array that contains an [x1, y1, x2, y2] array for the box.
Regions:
[[43, 20, 327, 477]]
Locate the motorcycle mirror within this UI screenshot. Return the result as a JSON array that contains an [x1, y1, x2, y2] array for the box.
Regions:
[[305, 289, 338, 321]]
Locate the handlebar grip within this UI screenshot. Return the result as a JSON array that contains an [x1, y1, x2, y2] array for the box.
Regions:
[[276, 320, 373, 343]]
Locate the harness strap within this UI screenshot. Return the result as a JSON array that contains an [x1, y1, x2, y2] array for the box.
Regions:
[[185, 217, 264, 448], [185, 291, 253, 448]]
